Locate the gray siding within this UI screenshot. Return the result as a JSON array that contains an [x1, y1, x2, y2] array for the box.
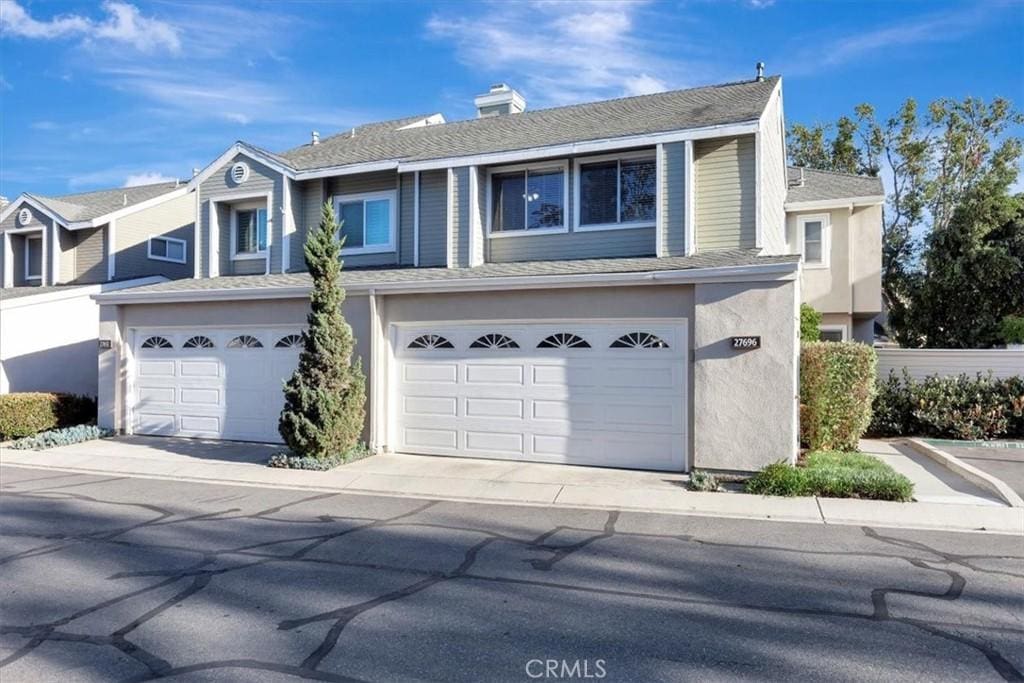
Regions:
[[1, 203, 51, 286], [399, 173, 415, 266], [293, 178, 326, 271], [115, 193, 195, 281], [418, 170, 448, 267], [662, 142, 686, 256], [74, 226, 106, 283], [0, 200, 50, 233], [328, 170, 402, 269], [450, 167, 470, 267], [694, 135, 756, 250], [488, 227, 656, 262], [199, 153, 282, 276], [10, 234, 28, 285], [59, 225, 76, 283], [287, 178, 303, 271]]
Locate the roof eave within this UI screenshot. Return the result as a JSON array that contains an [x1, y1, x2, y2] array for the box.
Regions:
[[784, 195, 886, 211]]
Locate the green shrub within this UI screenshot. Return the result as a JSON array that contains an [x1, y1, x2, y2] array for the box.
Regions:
[[745, 452, 913, 502], [869, 372, 1024, 440], [267, 443, 373, 470], [688, 470, 721, 492], [1000, 315, 1024, 344], [0, 393, 97, 440], [800, 342, 877, 451], [9, 424, 111, 450], [800, 303, 822, 342]]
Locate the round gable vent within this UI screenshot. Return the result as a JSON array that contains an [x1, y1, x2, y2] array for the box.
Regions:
[[18, 208, 32, 226], [230, 162, 250, 185]]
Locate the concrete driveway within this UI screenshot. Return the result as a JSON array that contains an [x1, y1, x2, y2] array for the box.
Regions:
[[935, 443, 1024, 499], [1, 465, 1022, 682]]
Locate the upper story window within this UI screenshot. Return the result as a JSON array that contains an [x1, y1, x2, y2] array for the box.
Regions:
[[798, 214, 830, 269], [489, 162, 567, 236], [25, 235, 42, 280], [148, 236, 187, 264], [232, 201, 268, 259], [576, 152, 656, 231], [334, 190, 397, 255]]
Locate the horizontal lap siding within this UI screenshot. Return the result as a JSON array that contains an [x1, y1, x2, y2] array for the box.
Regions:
[[199, 154, 281, 276], [2, 204, 50, 286], [694, 135, 756, 250], [450, 167, 469, 267], [73, 226, 105, 283], [418, 170, 448, 267], [293, 179, 325, 272], [115, 193, 195, 280], [662, 142, 686, 256], [327, 170, 402, 269], [399, 173, 415, 266], [59, 226, 77, 283]]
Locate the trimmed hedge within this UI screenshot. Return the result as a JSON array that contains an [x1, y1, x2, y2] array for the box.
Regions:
[[800, 342, 877, 451], [800, 304, 822, 341], [9, 425, 112, 450], [869, 371, 1024, 440], [745, 451, 913, 502], [0, 393, 97, 440]]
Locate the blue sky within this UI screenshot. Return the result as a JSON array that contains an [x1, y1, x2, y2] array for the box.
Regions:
[[1, 0, 1021, 200]]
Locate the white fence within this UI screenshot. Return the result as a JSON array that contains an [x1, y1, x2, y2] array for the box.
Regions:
[[875, 348, 1024, 381]]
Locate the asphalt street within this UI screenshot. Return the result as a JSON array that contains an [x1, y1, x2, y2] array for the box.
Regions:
[[1, 464, 1022, 682]]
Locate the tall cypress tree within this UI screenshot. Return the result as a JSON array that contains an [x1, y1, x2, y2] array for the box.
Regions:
[[279, 203, 366, 459]]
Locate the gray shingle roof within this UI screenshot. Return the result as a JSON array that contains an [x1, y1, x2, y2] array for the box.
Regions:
[[98, 249, 799, 300], [28, 181, 184, 223], [786, 167, 884, 204], [279, 78, 780, 171]]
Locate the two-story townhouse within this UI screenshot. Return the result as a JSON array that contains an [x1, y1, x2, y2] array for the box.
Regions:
[[0, 181, 196, 395], [0, 181, 195, 288], [93, 74, 880, 474], [784, 167, 885, 342]]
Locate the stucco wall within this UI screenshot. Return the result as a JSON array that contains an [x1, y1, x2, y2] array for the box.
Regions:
[[692, 279, 798, 471]]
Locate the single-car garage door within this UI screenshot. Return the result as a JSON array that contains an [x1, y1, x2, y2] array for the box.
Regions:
[[392, 322, 687, 471], [131, 327, 302, 442]]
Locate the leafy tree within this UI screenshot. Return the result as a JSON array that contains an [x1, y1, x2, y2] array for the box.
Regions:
[[789, 97, 1023, 343], [279, 203, 366, 459], [800, 303, 822, 341], [898, 191, 1024, 347]]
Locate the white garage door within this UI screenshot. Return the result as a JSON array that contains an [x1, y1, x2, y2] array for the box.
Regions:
[[131, 327, 302, 442], [392, 322, 687, 471]]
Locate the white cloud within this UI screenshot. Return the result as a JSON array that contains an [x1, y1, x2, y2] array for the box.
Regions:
[[30, 121, 59, 130], [123, 172, 177, 187], [427, 1, 695, 107], [0, 1, 180, 53]]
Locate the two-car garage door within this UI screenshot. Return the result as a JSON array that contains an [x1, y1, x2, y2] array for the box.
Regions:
[[392, 323, 687, 471], [131, 321, 687, 471]]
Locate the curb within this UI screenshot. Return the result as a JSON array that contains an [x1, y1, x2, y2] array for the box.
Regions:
[[904, 438, 1024, 508], [4, 458, 1022, 536]]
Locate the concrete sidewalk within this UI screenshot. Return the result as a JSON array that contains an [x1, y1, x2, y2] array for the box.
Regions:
[[2, 436, 1021, 535]]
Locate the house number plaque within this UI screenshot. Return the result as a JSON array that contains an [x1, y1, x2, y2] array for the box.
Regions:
[[731, 336, 761, 350]]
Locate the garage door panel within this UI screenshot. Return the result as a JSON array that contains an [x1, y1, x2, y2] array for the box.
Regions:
[[394, 322, 687, 471], [133, 327, 300, 443]]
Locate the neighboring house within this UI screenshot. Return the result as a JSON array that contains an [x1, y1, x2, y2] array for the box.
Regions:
[[784, 167, 885, 342], [0, 182, 194, 396], [0, 181, 195, 288], [93, 73, 882, 473]]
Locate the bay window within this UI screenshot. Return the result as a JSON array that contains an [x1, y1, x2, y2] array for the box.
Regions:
[[333, 190, 397, 254], [576, 152, 656, 230], [489, 163, 567, 235]]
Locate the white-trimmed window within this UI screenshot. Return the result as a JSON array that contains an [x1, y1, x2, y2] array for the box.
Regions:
[[488, 161, 568, 236], [25, 235, 42, 280], [148, 236, 187, 264], [819, 325, 847, 342], [798, 214, 830, 268], [231, 201, 268, 259], [333, 190, 397, 255], [575, 151, 656, 231]]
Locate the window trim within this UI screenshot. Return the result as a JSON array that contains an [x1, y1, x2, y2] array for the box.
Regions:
[[230, 200, 270, 261], [25, 234, 42, 280], [485, 160, 570, 239], [797, 213, 831, 270], [819, 324, 848, 342], [573, 150, 657, 233], [147, 235, 188, 264], [332, 189, 398, 255]]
